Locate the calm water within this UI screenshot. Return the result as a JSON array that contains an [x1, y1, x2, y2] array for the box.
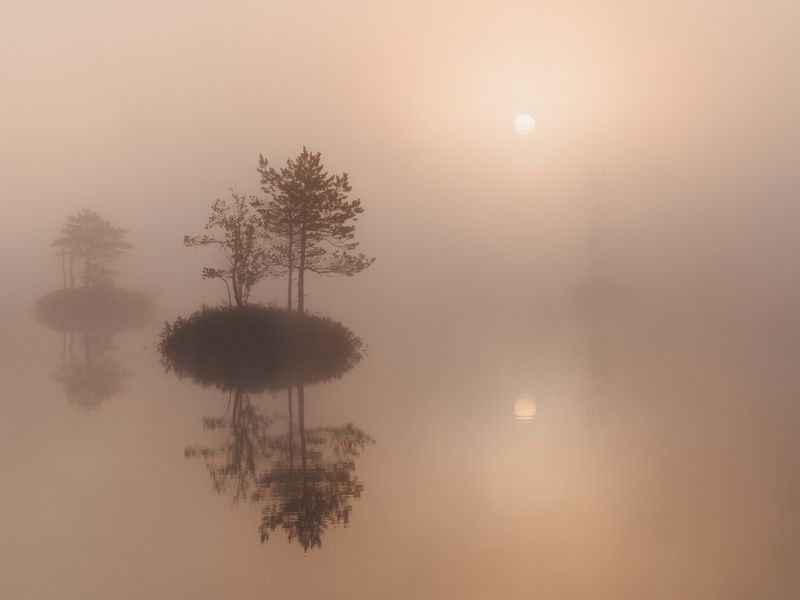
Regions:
[[1, 293, 798, 600]]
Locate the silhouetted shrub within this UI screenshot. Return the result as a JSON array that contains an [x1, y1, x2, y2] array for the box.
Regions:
[[158, 305, 363, 392]]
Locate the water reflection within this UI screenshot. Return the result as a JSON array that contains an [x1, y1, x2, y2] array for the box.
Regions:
[[512, 395, 537, 422], [54, 332, 131, 409], [186, 384, 373, 551], [257, 384, 373, 551], [568, 278, 639, 428], [34, 287, 155, 408], [162, 314, 374, 552]]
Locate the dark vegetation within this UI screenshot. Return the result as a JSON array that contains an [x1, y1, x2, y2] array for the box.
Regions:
[[254, 147, 374, 313], [186, 148, 374, 312], [183, 191, 271, 309], [158, 305, 363, 392], [35, 287, 155, 333]]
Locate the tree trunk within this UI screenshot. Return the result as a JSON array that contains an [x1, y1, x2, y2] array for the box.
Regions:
[[297, 227, 307, 314], [287, 268, 293, 311], [297, 267, 304, 313], [60, 251, 67, 290], [231, 269, 242, 308], [287, 226, 294, 311], [69, 257, 75, 288], [222, 279, 232, 309]]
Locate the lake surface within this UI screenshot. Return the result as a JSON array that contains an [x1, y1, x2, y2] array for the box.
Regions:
[[1, 296, 799, 599]]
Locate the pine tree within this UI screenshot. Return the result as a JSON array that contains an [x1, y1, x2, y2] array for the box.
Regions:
[[253, 148, 374, 313]]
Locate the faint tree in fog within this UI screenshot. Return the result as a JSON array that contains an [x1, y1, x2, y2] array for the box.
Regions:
[[253, 148, 374, 313], [184, 191, 273, 308], [51, 209, 132, 288]]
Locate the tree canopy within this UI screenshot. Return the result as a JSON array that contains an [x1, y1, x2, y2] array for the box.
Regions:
[[254, 147, 374, 312], [183, 149, 374, 311], [51, 209, 132, 288], [184, 191, 272, 308]]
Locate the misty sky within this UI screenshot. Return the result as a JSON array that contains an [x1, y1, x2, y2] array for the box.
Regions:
[[2, 0, 800, 324]]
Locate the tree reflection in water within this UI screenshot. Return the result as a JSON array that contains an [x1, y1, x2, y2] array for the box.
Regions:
[[257, 384, 373, 551], [163, 311, 374, 552], [54, 332, 131, 409], [186, 388, 279, 503], [186, 383, 373, 552]]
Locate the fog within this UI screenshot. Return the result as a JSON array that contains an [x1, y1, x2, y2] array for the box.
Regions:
[[1, 2, 799, 598]]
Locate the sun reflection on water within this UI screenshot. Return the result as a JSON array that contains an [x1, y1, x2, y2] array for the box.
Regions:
[[513, 395, 537, 423]]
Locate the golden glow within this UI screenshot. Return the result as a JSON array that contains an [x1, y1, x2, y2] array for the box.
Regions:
[[513, 396, 537, 422], [513, 114, 536, 135]]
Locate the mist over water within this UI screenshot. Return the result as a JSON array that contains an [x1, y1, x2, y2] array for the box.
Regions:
[[2, 2, 800, 599]]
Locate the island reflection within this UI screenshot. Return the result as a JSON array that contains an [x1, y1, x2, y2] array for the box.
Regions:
[[35, 289, 154, 409], [159, 308, 374, 552], [36, 211, 155, 409], [54, 331, 131, 409]]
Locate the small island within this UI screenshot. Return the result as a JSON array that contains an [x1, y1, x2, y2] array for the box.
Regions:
[[36, 209, 155, 334], [35, 210, 155, 409], [157, 149, 376, 551], [160, 148, 374, 393], [159, 304, 363, 392]]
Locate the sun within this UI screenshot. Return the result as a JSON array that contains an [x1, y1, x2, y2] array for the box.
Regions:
[[513, 114, 536, 135]]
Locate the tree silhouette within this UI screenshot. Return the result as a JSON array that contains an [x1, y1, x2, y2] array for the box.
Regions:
[[184, 191, 273, 308], [253, 148, 374, 312], [254, 156, 299, 310], [186, 383, 373, 551], [51, 209, 132, 288]]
